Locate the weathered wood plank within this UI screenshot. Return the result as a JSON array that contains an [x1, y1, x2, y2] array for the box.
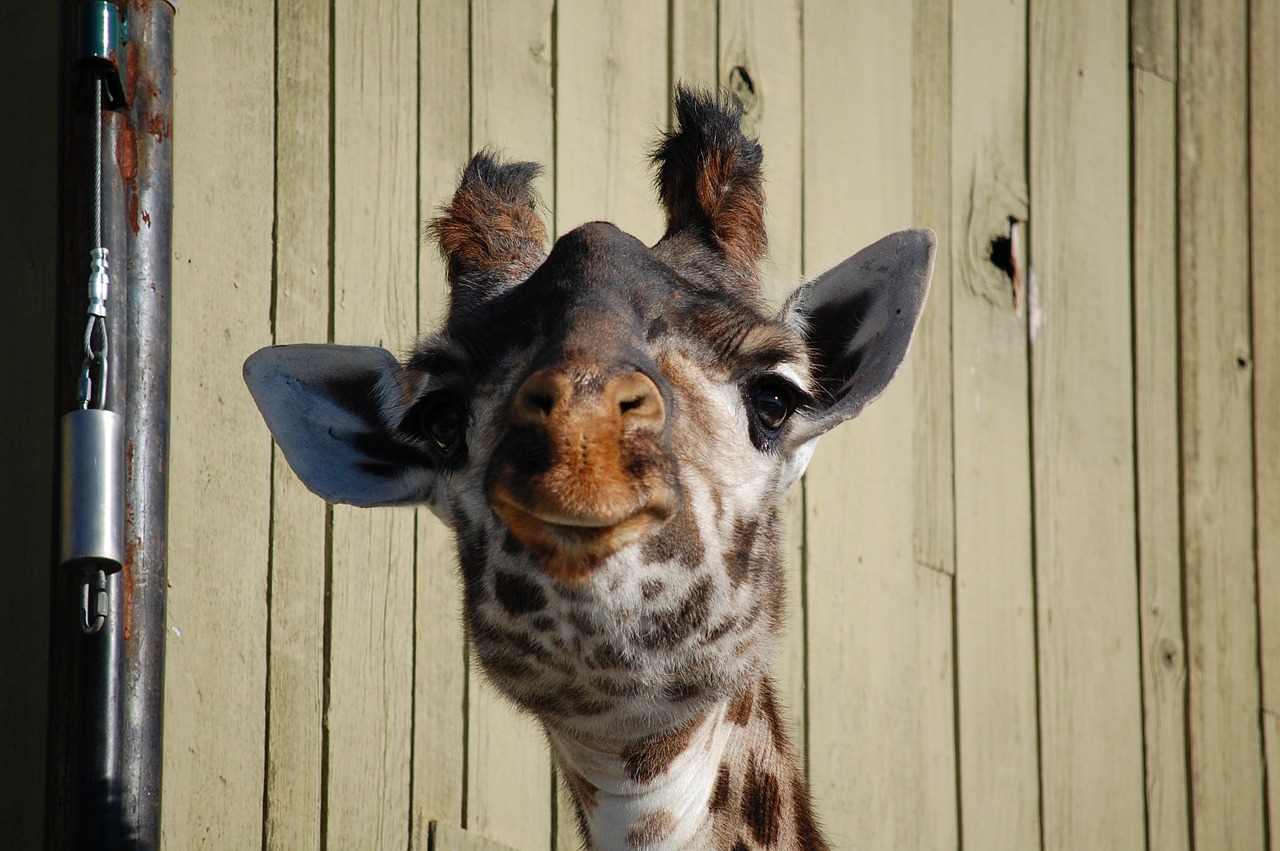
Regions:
[[803, 2, 956, 847], [164, 0, 274, 845], [263, 0, 331, 845], [1131, 1, 1191, 843], [911, 0, 954, 583], [671, 0, 718, 90], [465, 4, 555, 849], [432, 821, 522, 851], [325, 0, 419, 844], [555, 0, 668, 245], [412, 1, 472, 847], [1178, 1, 1266, 848], [1251, 0, 1280, 840], [949, 0, 1040, 847], [1029, 1, 1145, 847], [719, 0, 807, 769], [909, 5, 959, 848]]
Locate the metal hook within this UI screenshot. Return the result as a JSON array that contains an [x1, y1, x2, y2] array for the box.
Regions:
[[80, 569, 109, 634]]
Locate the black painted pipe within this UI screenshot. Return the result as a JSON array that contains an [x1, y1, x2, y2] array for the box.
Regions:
[[48, 2, 173, 848]]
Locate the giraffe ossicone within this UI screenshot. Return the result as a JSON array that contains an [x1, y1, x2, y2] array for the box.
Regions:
[[245, 87, 934, 850]]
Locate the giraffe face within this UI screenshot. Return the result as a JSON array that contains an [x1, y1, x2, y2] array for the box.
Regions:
[[387, 219, 820, 734], [243, 88, 934, 739]]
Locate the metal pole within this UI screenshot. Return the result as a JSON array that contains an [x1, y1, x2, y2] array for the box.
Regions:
[[48, 3, 173, 848], [49, 5, 129, 847], [120, 3, 174, 845]]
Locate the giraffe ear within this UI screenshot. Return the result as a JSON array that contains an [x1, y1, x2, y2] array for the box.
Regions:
[[426, 152, 548, 307], [243, 344, 443, 508], [784, 228, 936, 445], [651, 86, 766, 286]]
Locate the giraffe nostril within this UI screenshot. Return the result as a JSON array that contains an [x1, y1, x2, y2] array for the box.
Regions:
[[514, 370, 571, 424], [608, 372, 664, 428]]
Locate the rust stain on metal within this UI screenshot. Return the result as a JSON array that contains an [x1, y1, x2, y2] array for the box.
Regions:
[[127, 189, 141, 234], [118, 124, 140, 233], [117, 124, 138, 182], [147, 112, 171, 143], [123, 440, 137, 642], [126, 42, 139, 105]]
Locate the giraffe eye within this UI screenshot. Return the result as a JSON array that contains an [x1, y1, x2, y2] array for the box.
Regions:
[[747, 377, 796, 434], [411, 393, 468, 456]]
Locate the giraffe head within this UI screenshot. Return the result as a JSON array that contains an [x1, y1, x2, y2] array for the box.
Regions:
[[245, 89, 933, 747]]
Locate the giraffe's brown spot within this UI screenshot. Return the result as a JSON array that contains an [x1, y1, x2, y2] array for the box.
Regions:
[[709, 762, 733, 813], [493, 570, 547, 616], [641, 578, 666, 601], [587, 641, 625, 671], [560, 766, 598, 810], [591, 676, 644, 698], [643, 577, 714, 649], [622, 713, 704, 784], [627, 810, 676, 848], [640, 503, 705, 569], [727, 517, 759, 587], [791, 774, 830, 851], [728, 686, 755, 726], [742, 755, 782, 847], [759, 680, 790, 756]]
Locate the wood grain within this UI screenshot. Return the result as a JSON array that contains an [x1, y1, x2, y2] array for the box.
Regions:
[[1178, 1, 1266, 848], [325, 0, 419, 844], [264, 0, 331, 846], [949, 0, 1040, 846], [803, 2, 956, 847], [1131, 1, 1191, 845], [1251, 0, 1280, 840], [554, 0, 668, 244], [163, 0, 273, 845], [1029, 1, 1146, 846]]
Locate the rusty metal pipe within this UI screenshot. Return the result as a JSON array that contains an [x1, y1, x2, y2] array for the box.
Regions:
[[119, 3, 174, 844]]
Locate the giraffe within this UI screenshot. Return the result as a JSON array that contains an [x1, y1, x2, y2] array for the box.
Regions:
[[244, 87, 934, 850]]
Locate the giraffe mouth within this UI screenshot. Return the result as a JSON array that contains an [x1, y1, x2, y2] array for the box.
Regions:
[[489, 490, 676, 584]]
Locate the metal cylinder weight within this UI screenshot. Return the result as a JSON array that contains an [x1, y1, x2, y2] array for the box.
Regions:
[[60, 407, 124, 573]]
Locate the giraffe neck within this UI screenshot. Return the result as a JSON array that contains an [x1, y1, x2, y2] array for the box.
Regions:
[[548, 680, 829, 851]]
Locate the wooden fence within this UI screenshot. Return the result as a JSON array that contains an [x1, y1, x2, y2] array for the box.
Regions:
[[2, 0, 1276, 849]]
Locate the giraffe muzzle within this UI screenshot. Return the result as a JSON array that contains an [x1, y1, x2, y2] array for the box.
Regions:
[[487, 364, 682, 584]]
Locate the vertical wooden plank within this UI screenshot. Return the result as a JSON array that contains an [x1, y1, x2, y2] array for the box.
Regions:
[[911, 0, 954, 585], [165, 0, 273, 846], [555, 0, 669, 245], [465, 3, 556, 849], [910, 2, 959, 847], [719, 0, 807, 767], [1029, 0, 1146, 847], [264, 0, 331, 845], [0, 1, 57, 844], [949, 0, 1040, 848], [1178, 0, 1266, 848], [803, 2, 956, 847], [325, 0, 418, 845], [1131, 1, 1191, 847], [672, 0, 718, 89], [1251, 0, 1280, 840], [413, 1, 471, 848]]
